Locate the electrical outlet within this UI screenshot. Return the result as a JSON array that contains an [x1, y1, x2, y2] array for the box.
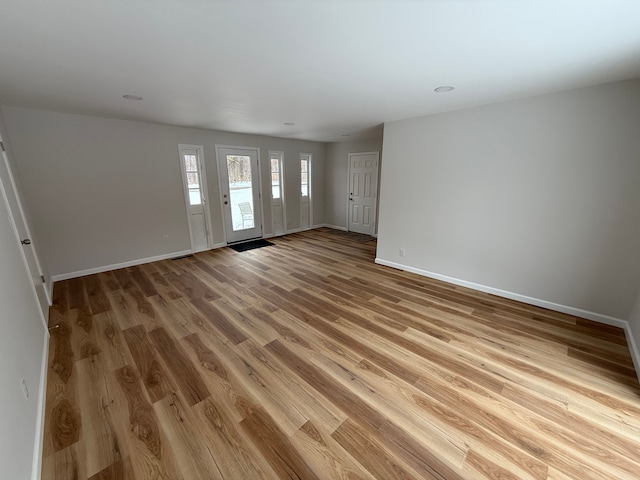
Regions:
[[20, 379, 29, 399], [163, 235, 169, 244], [399, 248, 406, 257]]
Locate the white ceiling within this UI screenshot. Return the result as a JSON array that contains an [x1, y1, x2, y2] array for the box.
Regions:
[[1, 1, 640, 143]]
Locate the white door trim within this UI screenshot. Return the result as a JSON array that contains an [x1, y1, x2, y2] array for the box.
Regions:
[[1, 142, 51, 307], [215, 144, 264, 244], [347, 151, 380, 235], [177, 144, 212, 252], [0, 152, 48, 330]]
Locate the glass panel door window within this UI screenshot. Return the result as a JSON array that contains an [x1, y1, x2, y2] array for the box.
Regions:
[[300, 157, 309, 197], [184, 154, 202, 205], [226, 155, 254, 231], [271, 157, 281, 199]]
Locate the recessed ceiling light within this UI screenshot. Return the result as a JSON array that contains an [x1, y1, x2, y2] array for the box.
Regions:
[[283, 122, 295, 126], [122, 94, 143, 100], [434, 86, 455, 93]]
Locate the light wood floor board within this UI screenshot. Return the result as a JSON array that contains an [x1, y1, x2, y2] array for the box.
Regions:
[[42, 228, 640, 479]]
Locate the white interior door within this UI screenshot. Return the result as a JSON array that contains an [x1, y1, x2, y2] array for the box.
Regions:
[[269, 151, 285, 236], [0, 139, 49, 324], [300, 153, 311, 230], [178, 145, 211, 252], [348, 151, 379, 236], [216, 146, 263, 243]]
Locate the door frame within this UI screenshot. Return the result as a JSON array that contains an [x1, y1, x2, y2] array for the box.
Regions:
[[177, 144, 212, 252], [347, 151, 380, 235], [0, 140, 49, 328], [215, 144, 264, 244]]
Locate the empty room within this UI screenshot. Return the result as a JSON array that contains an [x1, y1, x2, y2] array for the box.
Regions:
[[1, 1, 640, 479]]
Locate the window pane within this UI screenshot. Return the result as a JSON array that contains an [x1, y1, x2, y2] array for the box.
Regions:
[[271, 158, 279, 172], [272, 185, 280, 199], [187, 172, 199, 188], [184, 155, 197, 172], [301, 185, 308, 197], [226, 155, 254, 231], [226, 155, 251, 186], [301, 172, 307, 184], [189, 189, 201, 205], [301, 160, 308, 172]]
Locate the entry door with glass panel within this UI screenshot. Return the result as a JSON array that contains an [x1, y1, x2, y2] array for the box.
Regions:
[[269, 151, 285, 236], [216, 146, 262, 243], [178, 144, 211, 252], [300, 153, 311, 230]]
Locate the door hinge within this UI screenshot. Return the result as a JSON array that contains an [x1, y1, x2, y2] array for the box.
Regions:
[[40, 275, 45, 284], [0, 141, 4, 152]]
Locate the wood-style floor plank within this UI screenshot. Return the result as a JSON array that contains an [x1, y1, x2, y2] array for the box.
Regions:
[[42, 228, 640, 479]]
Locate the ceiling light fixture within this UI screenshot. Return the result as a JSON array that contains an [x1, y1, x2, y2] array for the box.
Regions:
[[283, 122, 295, 126], [434, 86, 455, 93], [123, 94, 143, 100]]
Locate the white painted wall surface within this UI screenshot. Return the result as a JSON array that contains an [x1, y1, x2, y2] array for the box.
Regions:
[[377, 79, 640, 321], [325, 138, 383, 229], [0, 170, 48, 479], [1, 107, 325, 277]]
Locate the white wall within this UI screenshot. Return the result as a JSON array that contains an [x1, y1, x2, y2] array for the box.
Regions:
[[0, 163, 48, 479], [377, 79, 640, 321], [1, 107, 325, 277], [325, 138, 383, 229]]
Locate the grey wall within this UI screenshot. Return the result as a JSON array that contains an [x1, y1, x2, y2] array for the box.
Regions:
[[2, 107, 325, 277], [325, 138, 383, 229], [377, 79, 640, 321]]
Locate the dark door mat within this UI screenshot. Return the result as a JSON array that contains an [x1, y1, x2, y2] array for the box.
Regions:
[[228, 239, 274, 252]]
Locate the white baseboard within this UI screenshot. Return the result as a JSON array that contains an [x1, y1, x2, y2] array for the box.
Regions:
[[211, 242, 227, 249], [52, 249, 193, 281], [322, 224, 348, 231], [32, 330, 49, 480], [623, 325, 640, 385], [286, 228, 302, 234], [374, 258, 628, 329]]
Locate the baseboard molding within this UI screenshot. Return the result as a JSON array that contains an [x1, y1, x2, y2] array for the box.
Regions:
[[52, 249, 193, 281], [286, 228, 302, 234], [374, 258, 628, 329], [322, 223, 348, 231], [623, 324, 640, 385], [32, 330, 49, 480]]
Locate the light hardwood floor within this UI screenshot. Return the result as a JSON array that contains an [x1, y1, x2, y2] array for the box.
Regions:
[[42, 228, 640, 479]]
